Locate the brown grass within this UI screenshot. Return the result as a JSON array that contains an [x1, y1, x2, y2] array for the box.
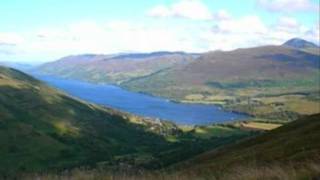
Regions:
[[241, 122, 282, 130], [21, 162, 320, 180]]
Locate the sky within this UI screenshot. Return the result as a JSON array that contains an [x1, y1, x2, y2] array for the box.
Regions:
[[0, 0, 319, 63]]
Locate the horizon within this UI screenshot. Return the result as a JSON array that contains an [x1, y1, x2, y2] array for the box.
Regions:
[[0, 0, 319, 63]]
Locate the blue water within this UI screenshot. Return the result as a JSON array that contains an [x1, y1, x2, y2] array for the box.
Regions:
[[35, 75, 248, 125]]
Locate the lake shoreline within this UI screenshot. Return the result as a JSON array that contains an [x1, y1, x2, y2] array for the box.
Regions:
[[31, 73, 249, 125]]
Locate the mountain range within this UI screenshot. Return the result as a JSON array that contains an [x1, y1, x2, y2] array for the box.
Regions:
[[35, 38, 320, 121], [37, 51, 198, 84], [0, 38, 319, 179]]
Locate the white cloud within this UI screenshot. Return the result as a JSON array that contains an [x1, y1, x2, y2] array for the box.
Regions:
[[205, 16, 270, 50], [0, 33, 24, 57], [213, 10, 232, 20], [212, 15, 268, 34], [1, 15, 319, 63], [203, 15, 319, 50], [0, 32, 24, 45], [278, 17, 300, 29], [274, 16, 308, 34], [0, 20, 207, 62], [257, 0, 318, 12], [148, 0, 213, 20]]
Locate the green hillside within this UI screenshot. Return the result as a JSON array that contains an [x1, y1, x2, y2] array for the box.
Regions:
[[36, 52, 196, 84], [0, 66, 254, 178], [24, 114, 320, 179], [34, 41, 320, 122], [0, 66, 177, 175], [123, 45, 320, 121], [173, 114, 320, 179]]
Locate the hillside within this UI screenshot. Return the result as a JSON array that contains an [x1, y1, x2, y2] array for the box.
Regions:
[[36, 52, 197, 84], [173, 114, 320, 179], [123, 45, 320, 121], [23, 114, 320, 179], [0, 66, 254, 177], [0, 66, 181, 175], [283, 38, 318, 49], [35, 42, 320, 122]]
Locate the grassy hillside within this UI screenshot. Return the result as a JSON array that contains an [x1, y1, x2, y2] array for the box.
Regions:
[[36, 52, 197, 84], [123, 45, 320, 121], [24, 114, 320, 179], [0, 66, 178, 175], [0, 66, 255, 177], [172, 114, 320, 179]]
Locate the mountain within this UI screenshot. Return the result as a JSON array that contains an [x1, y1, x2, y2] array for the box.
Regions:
[[173, 114, 320, 179], [35, 40, 320, 121], [283, 38, 318, 49], [123, 45, 320, 121], [0, 65, 179, 175], [0, 66, 253, 177], [35, 52, 198, 84], [283, 38, 320, 55]]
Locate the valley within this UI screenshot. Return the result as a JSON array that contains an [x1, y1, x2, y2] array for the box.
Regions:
[[0, 66, 257, 178], [1, 0, 320, 179], [34, 74, 247, 125], [35, 39, 320, 123], [0, 38, 319, 180]]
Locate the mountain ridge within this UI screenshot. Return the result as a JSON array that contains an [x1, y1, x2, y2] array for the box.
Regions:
[[34, 39, 320, 121], [283, 38, 319, 49]]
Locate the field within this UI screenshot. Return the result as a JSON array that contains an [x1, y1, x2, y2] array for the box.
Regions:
[[124, 78, 320, 122], [239, 122, 282, 130]]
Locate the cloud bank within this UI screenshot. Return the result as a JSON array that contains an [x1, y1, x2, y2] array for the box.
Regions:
[[0, 0, 319, 62]]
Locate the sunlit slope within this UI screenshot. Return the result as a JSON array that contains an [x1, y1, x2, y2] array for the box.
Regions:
[[0, 66, 256, 177], [123, 45, 320, 121], [36, 52, 197, 84], [175, 114, 320, 178], [0, 66, 180, 174], [124, 46, 319, 95]]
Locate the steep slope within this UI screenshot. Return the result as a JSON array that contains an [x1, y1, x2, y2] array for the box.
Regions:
[[36, 52, 197, 84], [22, 114, 320, 180], [0, 66, 180, 175], [174, 114, 320, 179], [123, 45, 320, 121], [0, 66, 254, 177]]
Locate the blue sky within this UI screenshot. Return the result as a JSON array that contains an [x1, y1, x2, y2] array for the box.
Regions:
[[0, 0, 319, 63]]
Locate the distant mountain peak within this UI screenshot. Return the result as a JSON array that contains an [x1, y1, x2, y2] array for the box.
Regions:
[[283, 38, 318, 49]]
